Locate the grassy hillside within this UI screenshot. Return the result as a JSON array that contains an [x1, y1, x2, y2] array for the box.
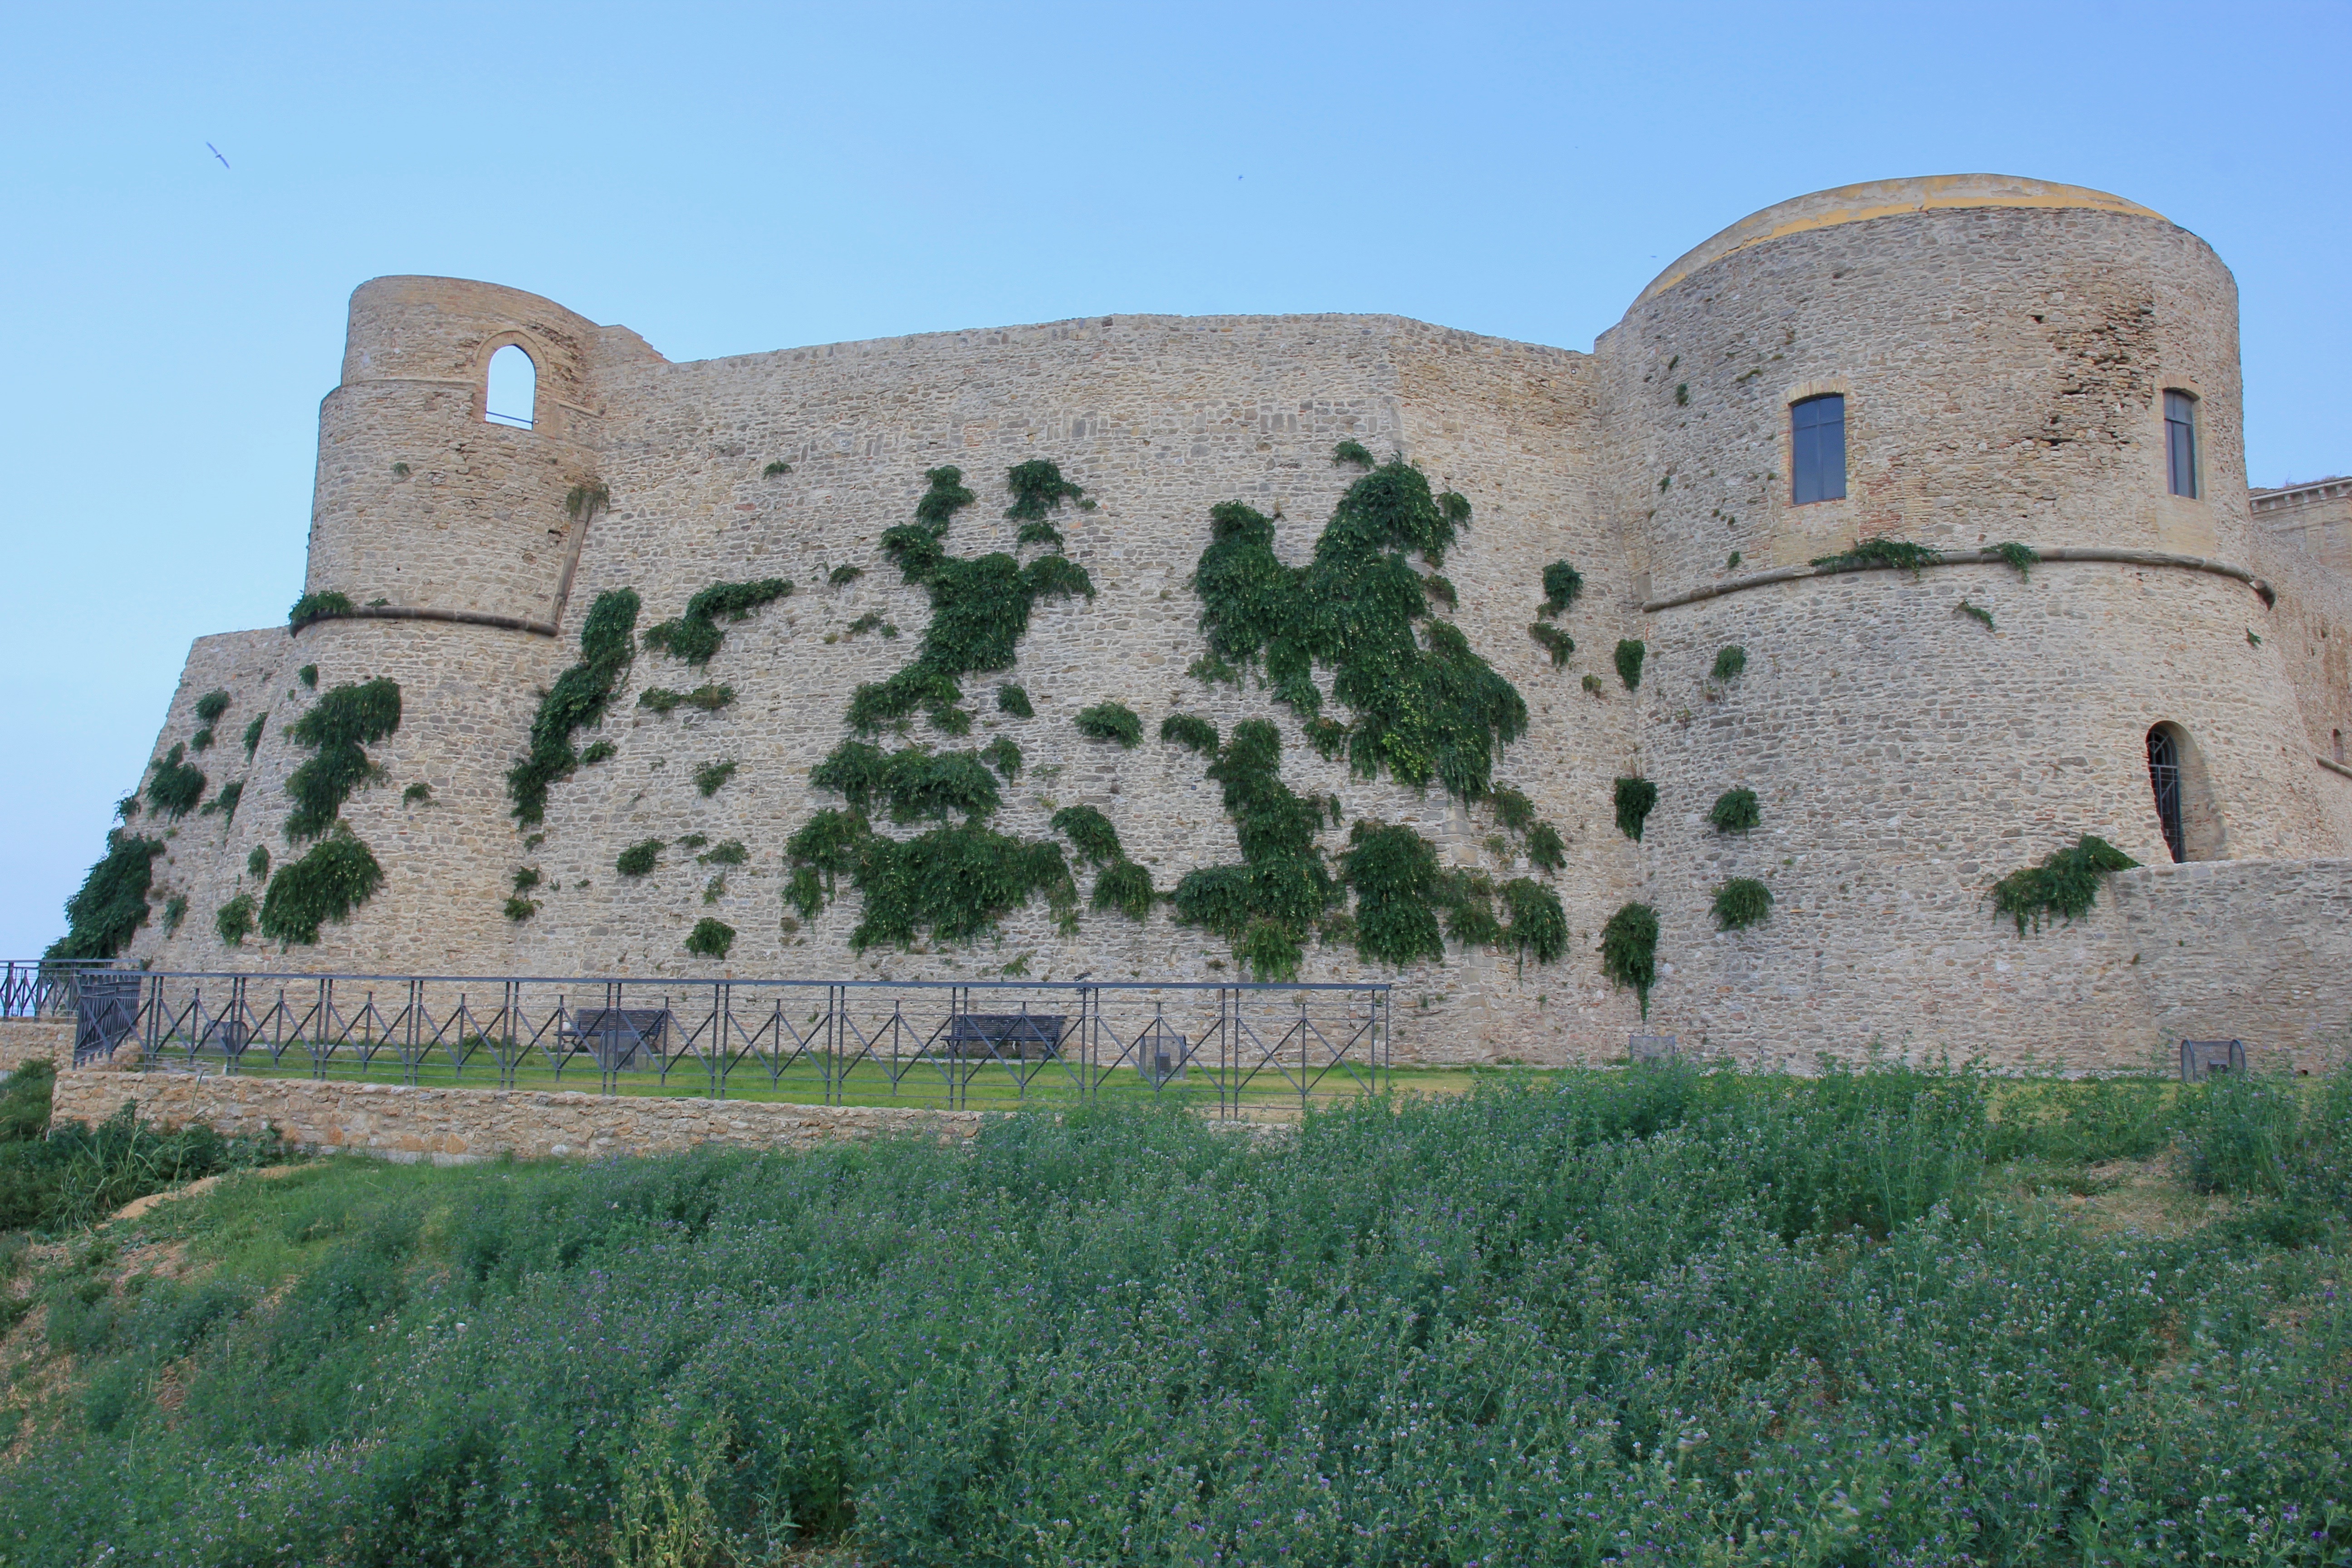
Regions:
[[0, 1062, 2344, 1565]]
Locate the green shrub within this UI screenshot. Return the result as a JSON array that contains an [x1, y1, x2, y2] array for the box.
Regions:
[[193, 690, 230, 725], [1957, 598, 1995, 630], [214, 892, 255, 946], [1989, 834, 2138, 934], [401, 781, 432, 805], [245, 846, 269, 880], [1613, 776, 1657, 841], [1539, 560, 1583, 617], [1984, 1077, 2177, 1166], [1527, 623, 1573, 666], [1499, 877, 1567, 964], [284, 678, 402, 841], [684, 918, 735, 959], [287, 590, 354, 631], [241, 712, 266, 759], [297, 664, 317, 689], [1712, 876, 1773, 931], [616, 840, 662, 877], [1711, 644, 1747, 681], [828, 563, 862, 586], [160, 895, 187, 936], [1708, 787, 1759, 833], [145, 745, 206, 820], [1490, 787, 1534, 833], [1073, 701, 1141, 748], [1004, 458, 1087, 521], [503, 895, 538, 923], [508, 589, 639, 825], [564, 480, 611, 522], [1613, 638, 1645, 690], [258, 827, 383, 945], [1160, 714, 1217, 755], [693, 760, 738, 797], [1338, 821, 1444, 968], [43, 832, 165, 963], [764, 460, 793, 477], [1170, 720, 1338, 972], [1601, 900, 1660, 1015], [1332, 438, 1375, 469], [1525, 820, 1566, 873], [996, 684, 1033, 718], [197, 779, 242, 825]]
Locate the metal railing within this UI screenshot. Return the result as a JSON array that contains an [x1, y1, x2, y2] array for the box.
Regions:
[[59, 969, 1392, 1117], [0, 960, 110, 1021]]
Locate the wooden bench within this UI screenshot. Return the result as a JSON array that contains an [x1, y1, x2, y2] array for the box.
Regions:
[[940, 1014, 1067, 1062], [558, 1008, 672, 1069]]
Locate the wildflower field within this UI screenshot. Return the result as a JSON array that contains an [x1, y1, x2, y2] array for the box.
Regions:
[[0, 1057, 2345, 1566]]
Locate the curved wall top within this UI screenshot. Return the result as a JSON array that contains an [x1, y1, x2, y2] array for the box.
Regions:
[[1633, 175, 2167, 307]]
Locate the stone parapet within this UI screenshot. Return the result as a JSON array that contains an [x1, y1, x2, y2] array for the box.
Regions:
[[49, 1072, 986, 1164]]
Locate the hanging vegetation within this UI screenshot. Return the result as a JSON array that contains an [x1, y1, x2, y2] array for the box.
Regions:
[[242, 712, 267, 760], [1539, 562, 1583, 617], [1527, 624, 1574, 667], [259, 827, 384, 946], [1812, 539, 1940, 575], [1073, 702, 1142, 748], [996, 685, 1033, 719], [214, 892, 256, 947], [1713, 877, 1774, 931], [1169, 720, 1338, 980], [1614, 639, 1646, 691], [1525, 821, 1567, 873], [1711, 646, 1747, 682], [288, 591, 355, 632], [1990, 835, 2139, 935], [42, 831, 166, 962], [1160, 715, 1218, 756], [642, 579, 793, 667], [1614, 777, 1658, 842], [284, 678, 402, 841], [145, 746, 206, 820], [509, 589, 640, 825], [1601, 901, 1661, 1018], [1708, 788, 1760, 833], [637, 684, 736, 715], [685, 918, 736, 960], [1190, 451, 1522, 802]]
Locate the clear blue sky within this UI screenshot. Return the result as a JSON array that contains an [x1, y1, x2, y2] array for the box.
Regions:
[[5, 1, 2347, 958]]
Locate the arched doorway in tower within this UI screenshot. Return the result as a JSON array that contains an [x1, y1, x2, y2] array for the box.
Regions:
[[2146, 723, 2224, 862]]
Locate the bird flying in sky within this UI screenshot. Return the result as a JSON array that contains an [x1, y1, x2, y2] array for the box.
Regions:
[[206, 142, 229, 169]]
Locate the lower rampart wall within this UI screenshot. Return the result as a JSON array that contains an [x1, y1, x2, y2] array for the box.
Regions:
[[0, 1022, 71, 1075], [49, 1072, 985, 1164]]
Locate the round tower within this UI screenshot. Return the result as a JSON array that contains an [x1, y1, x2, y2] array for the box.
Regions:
[[306, 277, 609, 627], [1599, 175, 2335, 1064]]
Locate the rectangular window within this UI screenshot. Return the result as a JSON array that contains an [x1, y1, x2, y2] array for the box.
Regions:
[[1791, 394, 1846, 505], [2165, 390, 2199, 498]]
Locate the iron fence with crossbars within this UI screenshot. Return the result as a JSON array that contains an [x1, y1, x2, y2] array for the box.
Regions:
[[43, 968, 1391, 1117]]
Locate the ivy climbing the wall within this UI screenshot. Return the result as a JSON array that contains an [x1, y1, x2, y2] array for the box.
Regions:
[[851, 467, 1094, 733], [643, 579, 793, 666], [1614, 639, 1646, 691], [1614, 777, 1657, 842], [1005, 458, 1091, 547], [783, 462, 1108, 952], [284, 679, 402, 841], [260, 826, 384, 946], [1073, 702, 1141, 748], [1191, 449, 1522, 801], [1708, 789, 1759, 833], [1050, 805, 1155, 920], [1168, 720, 1338, 981], [509, 589, 640, 825], [43, 830, 166, 961], [1602, 902, 1661, 1018], [1713, 877, 1773, 931], [145, 746, 206, 821], [1990, 835, 2138, 934], [288, 591, 355, 632]]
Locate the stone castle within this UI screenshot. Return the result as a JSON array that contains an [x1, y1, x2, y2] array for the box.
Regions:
[[85, 174, 2352, 1070]]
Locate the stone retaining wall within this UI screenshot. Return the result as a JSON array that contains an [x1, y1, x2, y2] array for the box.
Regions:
[[49, 1070, 986, 1164], [0, 1021, 72, 1075]]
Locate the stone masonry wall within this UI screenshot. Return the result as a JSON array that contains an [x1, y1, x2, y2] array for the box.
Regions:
[[98, 181, 2352, 1075], [49, 1069, 985, 1164]]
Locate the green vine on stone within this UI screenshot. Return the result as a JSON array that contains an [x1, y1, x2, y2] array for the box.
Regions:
[[643, 578, 792, 667], [1169, 720, 1338, 980], [1161, 715, 1217, 756], [1526, 822, 1566, 874], [1713, 877, 1773, 931], [509, 588, 638, 825], [215, 892, 256, 947], [638, 684, 736, 715], [693, 760, 738, 798], [1191, 453, 1520, 801], [1614, 777, 1657, 842], [242, 712, 267, 760], [1812, 538, 1940, 576], [1992, 542, 2038, 581], [1989, 835, 2138, 935], [285, 678, 402, 842], [1708, 788, 1759, 834], [1528, 624, 1574, 667], [996, 685, 1033, 719], [1601, 902, 1660, 1018], [1711, 646, 1747, 682], [685, 917, 735, 959], [617, 840, 661, 877], [1614, 639, 1645, 691], [259, 825, 383, 946], [1074, 702, 1142, 748], [1957, 600, 1995, 631], [44, 831, 165, 961], [1539, 562, 1583, 617], [145, 745, 206, 821], [1006, 459, 1090, 521], [288, 591, 354, 632]]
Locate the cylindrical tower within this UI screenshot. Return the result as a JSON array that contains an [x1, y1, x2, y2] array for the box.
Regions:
[[306, 277, 609, 626], [1597, 175, 2337, 1066]]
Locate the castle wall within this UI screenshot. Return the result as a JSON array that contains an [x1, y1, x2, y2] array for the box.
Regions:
[[98, 180, 2352, 1075]]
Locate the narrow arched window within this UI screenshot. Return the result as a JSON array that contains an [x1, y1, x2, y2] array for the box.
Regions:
[[1790, 394, 1846, 505], [486, 344, 537, 430], [2164, 390, 2199, 498], [2147, 726, 2185, 862]]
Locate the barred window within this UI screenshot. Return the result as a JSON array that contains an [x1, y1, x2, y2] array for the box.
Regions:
[[2165, 390, 2199, 499], [1790, 394, 1846, 505]]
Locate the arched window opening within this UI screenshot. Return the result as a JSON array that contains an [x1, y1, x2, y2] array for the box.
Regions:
[[486, 344, 537, 430], [2147, 722, 2225, 862], [2147, 726, 2185, 862], [2164, 390, 2199, 498], [1790, 393, 1846, 505]]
